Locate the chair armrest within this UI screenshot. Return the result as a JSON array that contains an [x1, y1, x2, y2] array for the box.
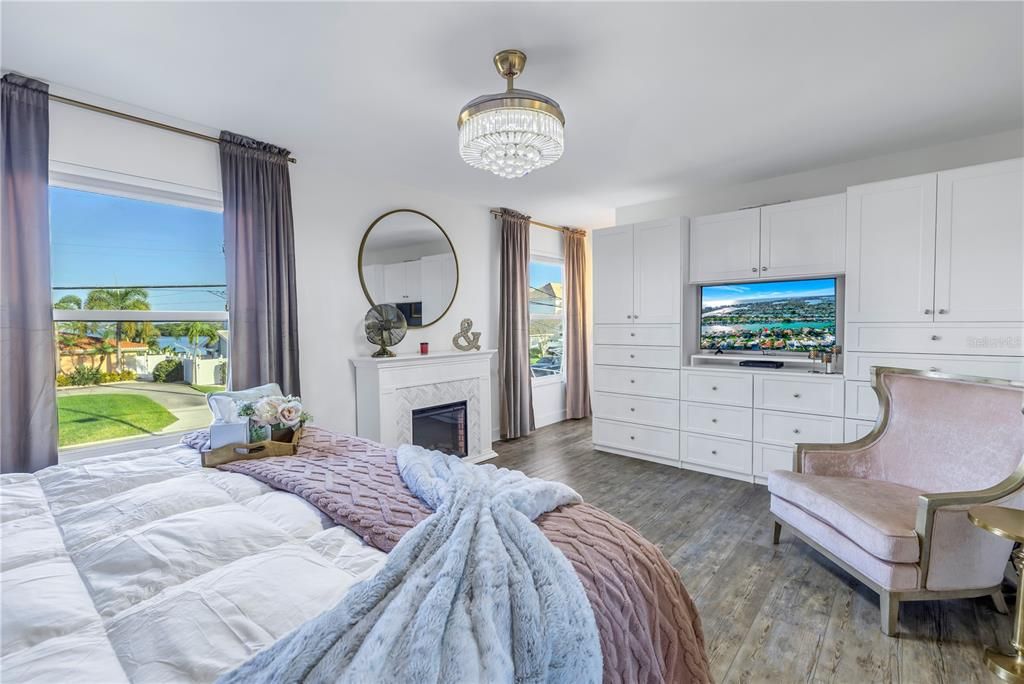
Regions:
[[916, 456, 1024, 584]]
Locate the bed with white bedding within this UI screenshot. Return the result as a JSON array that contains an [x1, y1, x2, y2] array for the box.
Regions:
[[1, 445, 386, 683]]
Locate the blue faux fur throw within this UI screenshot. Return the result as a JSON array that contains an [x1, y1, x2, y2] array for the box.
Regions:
[[219, 445, 602, 684]]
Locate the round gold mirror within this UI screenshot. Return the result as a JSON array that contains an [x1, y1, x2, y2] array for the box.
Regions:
[[358, 209, 458, 328]]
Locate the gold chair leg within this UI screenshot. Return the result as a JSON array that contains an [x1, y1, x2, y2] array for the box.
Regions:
[[880, 591, 899, 636], [772, 521, 782, 545]]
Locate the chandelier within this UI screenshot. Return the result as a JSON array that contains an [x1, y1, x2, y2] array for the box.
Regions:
[[458, 50, 565, 179]]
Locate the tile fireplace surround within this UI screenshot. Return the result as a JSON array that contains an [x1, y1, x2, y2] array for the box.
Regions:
[[350, 350, 498, 463]]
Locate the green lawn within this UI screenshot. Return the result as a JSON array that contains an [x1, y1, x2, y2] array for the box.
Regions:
[[190, 384, 226, 395], [57, 394, 178, 447]]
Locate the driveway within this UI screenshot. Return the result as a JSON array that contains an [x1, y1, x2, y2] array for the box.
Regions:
[[57, 381, 212, 433]]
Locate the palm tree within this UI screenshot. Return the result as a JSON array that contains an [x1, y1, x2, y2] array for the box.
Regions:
[[84, 288, 150, 372], [186, 321, 219, 380]]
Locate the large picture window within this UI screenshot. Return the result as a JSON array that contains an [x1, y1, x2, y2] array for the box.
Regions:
[[528, 259, 564, 380], [50, 185, 227, 449]]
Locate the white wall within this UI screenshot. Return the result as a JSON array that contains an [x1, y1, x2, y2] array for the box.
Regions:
[[616, 128, 1024, 224]]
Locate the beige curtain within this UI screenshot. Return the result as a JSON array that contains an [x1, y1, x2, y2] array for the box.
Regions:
[[497, 208, 534, 439], [564, 229, 592, 419]]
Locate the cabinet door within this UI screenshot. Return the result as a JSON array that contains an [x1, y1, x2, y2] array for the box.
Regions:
[[593, 225, 635, 324], [403, 260, 422, 301], [759, 194, 845, 278], [633, 218, 680, 324], [382, 262, 406, 303], [935, 158, 1023, 322], [689, 208, 760, 283], [846, 174, 937, 322]]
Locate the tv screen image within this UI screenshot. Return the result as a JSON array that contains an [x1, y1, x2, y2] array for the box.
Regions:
[[700, 278, 836, 353]]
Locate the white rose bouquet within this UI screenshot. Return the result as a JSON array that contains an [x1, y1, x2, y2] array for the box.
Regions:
[[237, 395, 311, 442]]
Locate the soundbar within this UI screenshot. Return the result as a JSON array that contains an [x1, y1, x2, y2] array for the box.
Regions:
[[738, 360, 785, 369]]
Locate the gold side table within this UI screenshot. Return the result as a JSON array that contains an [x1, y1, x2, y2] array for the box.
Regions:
[[970, 506, 1024, 683]]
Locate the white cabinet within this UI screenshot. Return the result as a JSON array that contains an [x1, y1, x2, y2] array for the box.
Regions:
[[846, 159, 1024, 325], [381, 260, 422, 303], [759, 194, 846, 278], [592, 225, 635, 324], [935, 158, 1023, 323], [594, 220, 681, 324], [689, 208, 760, 283], [690, 194, 845, 283], [633, 219, 681, 324], [846, 173, 937, 323], [420, 253, 456, 322]]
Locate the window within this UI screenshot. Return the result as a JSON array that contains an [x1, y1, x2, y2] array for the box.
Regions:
[[528, 259, 564, 380], [50, 185, 227, 450]]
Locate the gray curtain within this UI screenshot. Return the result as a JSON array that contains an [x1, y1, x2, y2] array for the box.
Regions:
[[497, 208, 534, 439], [1, 74, 57, 473], [564, 229, 592, 419], [219, 132, 301, 396]]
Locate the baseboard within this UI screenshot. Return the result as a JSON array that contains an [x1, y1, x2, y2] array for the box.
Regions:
[[465, 449, 498, 464], [680, 460, 756, 484], [593, 443, 679, 468]]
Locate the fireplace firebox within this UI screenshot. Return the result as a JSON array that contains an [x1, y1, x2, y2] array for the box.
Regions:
[[411, 401, 468, 457]]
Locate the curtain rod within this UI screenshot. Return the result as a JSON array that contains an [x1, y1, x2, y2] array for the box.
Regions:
[[48, 93, 298, 164], [489, 209, 573, 233]]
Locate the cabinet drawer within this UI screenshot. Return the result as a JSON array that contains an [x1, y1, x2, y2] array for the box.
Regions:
[[593, 392, 679, 429], [593, 418, 679, 462], [846, 323, 1024, 356], [753, 409, 844, 447], [680, 432, 752, 475], [680, 402, 753, 440], [844, 381, 880, 421], [844, 351, 1024, 382], [593, 345, 680, 369], [845, 418, 876, 442], [754, 443, 795, 481], [753, 374, 844, 417], [593, 325, 680, 347], [593, 366, 679, 399], [681, 371, 752, 406]]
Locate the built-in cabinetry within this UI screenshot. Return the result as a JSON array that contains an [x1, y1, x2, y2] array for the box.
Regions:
[[680, 368, 844, 483], [843, 158, 1024, 438], [592, 218, 684, 466], [689, 194, 845, 283]]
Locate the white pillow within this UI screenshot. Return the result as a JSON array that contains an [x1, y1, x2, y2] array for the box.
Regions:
[[207, 383, 283, 422]]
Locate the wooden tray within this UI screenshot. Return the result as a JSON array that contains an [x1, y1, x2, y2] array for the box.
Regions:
[[201, 427, 303, 468]]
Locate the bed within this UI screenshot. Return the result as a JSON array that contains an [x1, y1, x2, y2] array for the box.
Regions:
[[1, 428, 710, 683]]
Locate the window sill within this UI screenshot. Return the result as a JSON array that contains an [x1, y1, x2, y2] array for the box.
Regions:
[[58, 430, 193, 464]]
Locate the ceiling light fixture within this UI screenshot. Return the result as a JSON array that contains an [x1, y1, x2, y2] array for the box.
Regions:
[[458, 50, 565, 179]]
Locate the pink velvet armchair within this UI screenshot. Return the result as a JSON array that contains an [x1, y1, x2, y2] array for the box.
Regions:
[[768, 366, 1024, 635]]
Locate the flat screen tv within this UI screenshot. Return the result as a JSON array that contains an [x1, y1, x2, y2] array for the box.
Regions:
[[700, 278, 837, 353]]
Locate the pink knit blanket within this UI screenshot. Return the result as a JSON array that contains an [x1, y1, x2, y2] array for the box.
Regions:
[[218, 426, 710, 683]]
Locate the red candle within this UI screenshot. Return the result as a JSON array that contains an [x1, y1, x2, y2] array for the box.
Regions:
[[420, 342, 429, 355]]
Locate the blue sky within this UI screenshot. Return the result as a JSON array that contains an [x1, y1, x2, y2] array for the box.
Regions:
[[529, 261, 562, 290], [49, 187, 226, 311], [702, 278, 835, 307]]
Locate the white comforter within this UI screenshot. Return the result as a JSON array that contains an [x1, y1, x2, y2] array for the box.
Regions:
[[0, 445, 387, 683]]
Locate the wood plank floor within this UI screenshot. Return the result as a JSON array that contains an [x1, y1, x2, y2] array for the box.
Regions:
[[492, 418, 1008, 683]]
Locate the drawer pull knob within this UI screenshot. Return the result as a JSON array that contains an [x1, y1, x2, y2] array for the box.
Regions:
[[793, 428, 801, 434], [931, 335, 941, 341], [751, 267, 758, 272], [711, 418, 718, 423], [629, 354, 635, 359], [924, 308, 933, 314], [793, 393, 801, 398], [627, 315, 631, 320], [761, 266, 768, 271], [630, 379, 635, 384], [630, 407, 635, 412], [929, 367, 940, 372], [629, 435, 635, 440], [711, 386, 718, 391], [630, 333, 636, 337], [938, 308, 948, 314], [711, 450, 718, 455]]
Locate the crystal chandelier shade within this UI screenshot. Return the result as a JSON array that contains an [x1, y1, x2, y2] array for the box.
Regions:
[[458, 50, 565, 179]]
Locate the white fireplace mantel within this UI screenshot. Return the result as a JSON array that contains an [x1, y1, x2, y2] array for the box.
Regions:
[[351, 350, 497, 463]]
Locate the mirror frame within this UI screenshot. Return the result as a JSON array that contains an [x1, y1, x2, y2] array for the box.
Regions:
[[357, 208, 459, 329]]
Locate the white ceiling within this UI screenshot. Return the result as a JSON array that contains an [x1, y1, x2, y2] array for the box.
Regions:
[[3, 2, 1021, 226]]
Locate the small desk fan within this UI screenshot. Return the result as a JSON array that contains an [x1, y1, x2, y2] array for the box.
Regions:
[[364, 304, 407, 357]]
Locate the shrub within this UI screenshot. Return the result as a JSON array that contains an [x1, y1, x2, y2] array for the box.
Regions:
[[152, 359, 183, 383], [68, 366, 102, 386], [98, 370, 136, 384], [56, 374, 71, 387], [214, 362, 227, 385]]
